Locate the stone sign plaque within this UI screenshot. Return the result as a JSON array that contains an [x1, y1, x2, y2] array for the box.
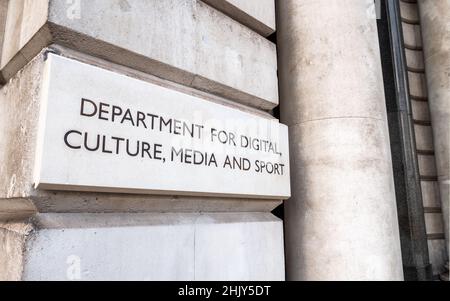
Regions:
[[33, 54, 290, 199]]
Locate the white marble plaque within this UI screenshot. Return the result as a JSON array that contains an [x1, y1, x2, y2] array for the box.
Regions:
[[34, 54, 290, 199]]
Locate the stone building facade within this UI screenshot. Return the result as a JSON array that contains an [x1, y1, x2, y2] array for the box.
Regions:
[[0, 0, 448, 281]]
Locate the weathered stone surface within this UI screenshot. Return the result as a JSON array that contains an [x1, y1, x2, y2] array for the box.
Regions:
[[285, 119, 403, 280], [193, 213, 284, 280], [425, 213, 445, 234], [20, 212, 284, 281], [421, 181, 441, 208], [277, 0, 403, 281], [402, 22, 423, 49], [414, 124, 434, 151], [0, 0, 9, 73], [0, 48, 43, 200], [428, 239, 448, 276], [0, 222, 32, 281], [418, 0, 450, 252], [0, 0, 278, 110], [408, 71, 428, 99], [0, 0, 48, 70], [201, 0, 275, 36], [405, 49, 425, 72], [411, 99, 430, 121], [418, 155, 437, 177], [400, 1, 420, 23]]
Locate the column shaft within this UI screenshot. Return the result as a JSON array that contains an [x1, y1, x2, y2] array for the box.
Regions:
[[277, 0, 404, 280]]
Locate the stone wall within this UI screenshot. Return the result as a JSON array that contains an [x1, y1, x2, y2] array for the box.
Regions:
[[0, 0, 285, 281]]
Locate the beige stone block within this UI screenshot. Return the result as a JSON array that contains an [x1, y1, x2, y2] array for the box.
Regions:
[[425, 213, 445, 234], [0, 223, 31, 281], [400, 1, 420, 23], [0, 0, 278, 110], [0, 52, 43, 201], [411, 99, 430, 121], [201, 0, 275, 36], [0, 0, 9, 62], [421, 181, 442, 208], [414, 124, 435, 151], [0, 0, 48, 69], [408, 71, 428, 99], [418, 154, 438, 177], [405, 48, 425, 71], [402, 22, 423, 49], [14, 212, 284, 281], [425, 213, 444, 234]]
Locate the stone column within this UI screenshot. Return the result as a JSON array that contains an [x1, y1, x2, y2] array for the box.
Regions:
[[277, 0, 404, 280], [418, 0, 450, 255]]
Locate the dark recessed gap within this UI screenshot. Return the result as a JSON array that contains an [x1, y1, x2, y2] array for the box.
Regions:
[[271, 203, 284, 220]]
